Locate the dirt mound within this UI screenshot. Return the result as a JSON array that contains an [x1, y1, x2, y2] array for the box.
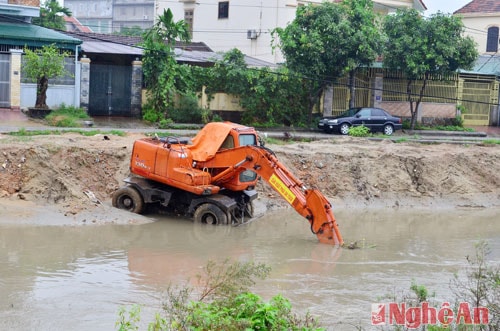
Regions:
[[1, 133, 499, 221]]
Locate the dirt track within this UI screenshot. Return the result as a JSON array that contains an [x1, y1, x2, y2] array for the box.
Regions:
[[0, 132, 499, 224]]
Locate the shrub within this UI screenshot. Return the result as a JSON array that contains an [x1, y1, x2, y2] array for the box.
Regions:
[[452, 115, 464, 127], [142, 104, 161, 123], [44, 103, 89, 127], [170, 94, 204, 124], [158, 118, 174, 129], [116, 259, 324, 330], [348, 125, 370, 137]]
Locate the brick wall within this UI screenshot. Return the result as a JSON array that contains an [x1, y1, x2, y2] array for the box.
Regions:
[[8, 0, 40, 7], [382, 101, 458, 125], [382, 102, 456, 118]]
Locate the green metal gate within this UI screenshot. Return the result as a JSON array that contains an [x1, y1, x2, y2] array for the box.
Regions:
[[0, 54, 10, 108], [89, 64, 132, 116]]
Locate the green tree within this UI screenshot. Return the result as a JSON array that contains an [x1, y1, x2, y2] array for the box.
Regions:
[[33, 0, 72, 30], [273, 2, 350, 120], [116, 26, 145, 37], [23, 44, 70, 109], [142, 8, 190, 121], [193, 48, 311, 127], [340, 0, 383, 108], [383, 9, 478, 130]]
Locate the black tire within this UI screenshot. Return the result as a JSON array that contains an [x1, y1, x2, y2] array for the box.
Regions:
[[193, 203, 228, 225], [244, 201, 254, 218], [112, 186, 144, 214], [383, 124, 394, 136], [339, 123, 350, 135]]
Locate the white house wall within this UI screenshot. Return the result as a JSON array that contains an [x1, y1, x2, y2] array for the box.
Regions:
[[159, 0, 425, 64], [460, 14, 500, 54], [161, 0, 304, 64]]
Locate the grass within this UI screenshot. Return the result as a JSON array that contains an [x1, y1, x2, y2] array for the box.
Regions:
[[482, 139, 500, 145], [8, 128, 126, 137], [44, 104, 91, 127]]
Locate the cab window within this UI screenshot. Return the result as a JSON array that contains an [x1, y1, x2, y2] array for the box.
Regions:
[[239, 134, 256, 146], [220, 135, 234, 149]]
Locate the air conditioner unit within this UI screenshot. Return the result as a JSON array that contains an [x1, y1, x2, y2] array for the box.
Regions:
[[247, 29, 258, 40], [143, 15, 148, 20]]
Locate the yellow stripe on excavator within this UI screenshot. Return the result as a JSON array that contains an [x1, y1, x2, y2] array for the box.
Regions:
[[269, 174, 296, 204]]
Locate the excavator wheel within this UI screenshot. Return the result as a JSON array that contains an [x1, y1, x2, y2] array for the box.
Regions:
[[193, 203, 228, 225], [244, 202, 254, 218], [112, 186, 144, 214]]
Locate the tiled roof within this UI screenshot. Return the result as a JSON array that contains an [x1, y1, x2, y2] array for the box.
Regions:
[[63, 16, 93, 33], [454, 0, 500, 14], [60, 30, 213, 52], [59, 30, 276, 68]]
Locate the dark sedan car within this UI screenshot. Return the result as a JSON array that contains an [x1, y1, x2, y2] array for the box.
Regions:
[[317, 107, 402, 135]]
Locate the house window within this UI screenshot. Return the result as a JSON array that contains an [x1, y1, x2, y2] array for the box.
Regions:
[[486, 26, 499, 52], [185, 10, 193, 36], [218, 1, 229, 19]]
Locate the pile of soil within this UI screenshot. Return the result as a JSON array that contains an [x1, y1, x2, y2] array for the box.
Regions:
[[0, 132, 499, 224]]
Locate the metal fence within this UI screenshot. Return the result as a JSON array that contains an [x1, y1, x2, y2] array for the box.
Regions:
[[325, 69, 496, 125]]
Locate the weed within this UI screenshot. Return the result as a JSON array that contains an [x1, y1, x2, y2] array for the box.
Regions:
[[451, 241, 500, 330], [116, 304, 141, 331]]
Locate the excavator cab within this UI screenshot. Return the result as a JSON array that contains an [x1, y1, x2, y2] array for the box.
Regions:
[[188, 122, 260, 192]]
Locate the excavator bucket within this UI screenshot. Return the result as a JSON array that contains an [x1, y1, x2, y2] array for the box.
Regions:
[[306, 189, 343, 246]]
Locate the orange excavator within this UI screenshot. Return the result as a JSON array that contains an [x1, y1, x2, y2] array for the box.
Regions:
[[112, 122, 343, 246]]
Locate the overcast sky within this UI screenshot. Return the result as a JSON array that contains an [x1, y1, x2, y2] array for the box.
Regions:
[[424, 0, 472, 15]]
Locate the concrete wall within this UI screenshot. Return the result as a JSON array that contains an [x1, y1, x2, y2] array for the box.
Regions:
[[112, 0, 154, 32], [21, 85, 77, 109], [65, 0, 113, 33]]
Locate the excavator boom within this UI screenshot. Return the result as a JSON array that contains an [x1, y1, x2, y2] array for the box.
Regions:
[[197, 145, 344, 246]]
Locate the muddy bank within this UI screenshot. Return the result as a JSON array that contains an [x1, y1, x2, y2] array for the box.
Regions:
[[0, 133, 499, 225]]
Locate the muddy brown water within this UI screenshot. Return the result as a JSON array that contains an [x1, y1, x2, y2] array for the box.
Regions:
[[1, 206, 499, 331]]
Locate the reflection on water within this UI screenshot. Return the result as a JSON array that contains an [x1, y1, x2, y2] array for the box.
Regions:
[[0, 207, 499, 330]]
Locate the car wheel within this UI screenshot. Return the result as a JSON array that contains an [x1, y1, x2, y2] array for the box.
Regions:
[[339, 123, 350, 135], [383, 124, 394, 136], [194, 203, 228, 225], [112, 186, 144, 214]]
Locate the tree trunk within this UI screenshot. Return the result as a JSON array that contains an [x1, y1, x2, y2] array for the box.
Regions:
[[407, 79, 417, 130], [416, 73, 429, 126], [322, 83, 334, 116], [35, 76, 49, 109], [348, 70, 356, 109]]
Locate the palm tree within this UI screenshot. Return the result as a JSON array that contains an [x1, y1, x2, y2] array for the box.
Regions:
[[33, 0, 72, 30]]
